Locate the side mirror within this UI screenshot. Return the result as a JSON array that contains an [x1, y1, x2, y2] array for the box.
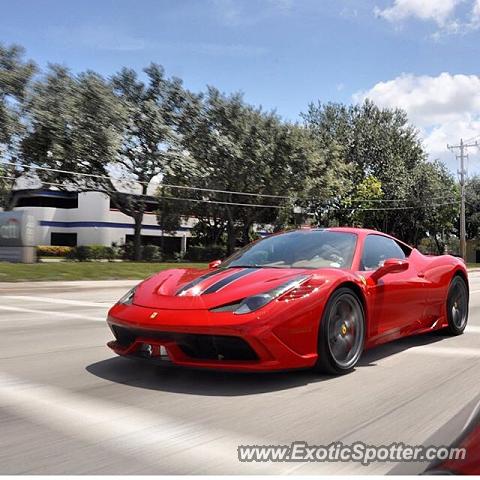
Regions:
[[208, 259, 222, 269], [371, 258, 409, 282]]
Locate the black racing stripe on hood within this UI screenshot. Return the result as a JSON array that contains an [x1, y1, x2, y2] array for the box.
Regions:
[[175, 268, 227, 296], [202, 268, 259, 295]]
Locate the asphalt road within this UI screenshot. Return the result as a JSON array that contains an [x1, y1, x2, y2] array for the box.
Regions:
[[1, 274, 480, 474]]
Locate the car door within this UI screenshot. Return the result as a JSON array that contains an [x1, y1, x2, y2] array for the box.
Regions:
[[359, 234, 426, 340]]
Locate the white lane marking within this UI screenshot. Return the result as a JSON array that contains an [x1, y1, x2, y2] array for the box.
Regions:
[[470, 289, 480, 294], [0, 372, 278, 474], [1, 295, 108, 307], [0, 305, 105, 322], [409, 345, 480, 357]]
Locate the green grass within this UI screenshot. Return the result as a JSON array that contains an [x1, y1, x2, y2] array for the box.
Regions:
[[0, 262, 208, 282]]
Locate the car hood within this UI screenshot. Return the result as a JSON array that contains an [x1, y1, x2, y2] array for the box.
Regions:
[[132, 266, 319, 310]]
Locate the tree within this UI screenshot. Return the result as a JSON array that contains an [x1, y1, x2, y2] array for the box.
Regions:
[[21, 65, 126, 217], [21, 63, 194, 260], [403, 160, 458, 251], [22, 66, 126, 181], [344, 175, 384, 228], [0, 43, 35, 209], [21, 65, 79, 178], [301, 100, 457, 246], [466, 176, 480, 240], [169, 88, 309, 254], [0, 163, 20, 210], [0, 163, 12, 209], [0, 44, 35, 151], [109, 65, 192, 259]]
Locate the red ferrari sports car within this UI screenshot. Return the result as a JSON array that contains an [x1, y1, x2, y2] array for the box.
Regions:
[[106, 227, 468, 374], [423, 397, 480, 475]]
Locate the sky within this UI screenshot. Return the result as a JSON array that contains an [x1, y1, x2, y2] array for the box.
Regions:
[[2, 0, 480, 174]]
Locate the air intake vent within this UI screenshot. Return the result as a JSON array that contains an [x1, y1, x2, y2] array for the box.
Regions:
[[278, 284, 317, 301]]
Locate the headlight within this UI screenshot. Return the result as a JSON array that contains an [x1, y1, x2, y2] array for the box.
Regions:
[[234, 275, 310, 315], [117, 286, 137, 305]]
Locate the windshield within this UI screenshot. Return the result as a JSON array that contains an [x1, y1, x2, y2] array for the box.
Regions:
[[222, 230, 357, 269]]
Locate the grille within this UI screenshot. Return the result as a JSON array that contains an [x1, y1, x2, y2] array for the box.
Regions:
[[177, 334, 258, 361], [110, 325, 258, 361]]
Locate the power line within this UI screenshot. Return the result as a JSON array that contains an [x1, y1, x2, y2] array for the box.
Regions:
[[340, 195, 459, 203], [334, 202, 457, 212], [0, 176, 286, 209], [1, 161, 459, 205], [0, 161, 290, 200], [463, 133, 480, 144], [0, 176, 459, 213]]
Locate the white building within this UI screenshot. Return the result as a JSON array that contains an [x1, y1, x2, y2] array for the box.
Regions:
[[11, 189, 195, 253]]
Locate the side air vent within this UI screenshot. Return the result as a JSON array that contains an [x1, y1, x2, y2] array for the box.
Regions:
[[111, 325, 137, 347], [278, 284, 318, 301]]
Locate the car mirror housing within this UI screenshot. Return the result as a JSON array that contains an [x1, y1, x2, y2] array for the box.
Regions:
[[208, 259, 222, 269], [371, 258, 409, 282]]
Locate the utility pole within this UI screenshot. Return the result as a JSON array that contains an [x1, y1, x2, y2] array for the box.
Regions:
[[448, 138, 479, 260]]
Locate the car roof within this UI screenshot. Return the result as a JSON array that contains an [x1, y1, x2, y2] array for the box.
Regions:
[[292, 226, 384, 236], [290, 226, 413, 247], [325, 226, 380, 235]]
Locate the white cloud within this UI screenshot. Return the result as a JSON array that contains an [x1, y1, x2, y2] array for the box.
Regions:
[[354, 73, 480, 127], [473, 0, 480, 22], [354, 73, 480, 172], [375, 0, 480, 35], [374, 0, 463, 26]]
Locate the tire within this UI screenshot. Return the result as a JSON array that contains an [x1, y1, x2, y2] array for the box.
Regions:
[[314, 287, 365, 375], [444, 275, 469, 336]]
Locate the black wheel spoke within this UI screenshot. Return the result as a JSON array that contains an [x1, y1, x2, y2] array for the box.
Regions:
[[331, 334, 348, 358], [344, 332, 354, 350]]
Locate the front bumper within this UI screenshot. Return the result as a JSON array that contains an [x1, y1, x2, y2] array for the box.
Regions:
[[106, 302, 319, 372]]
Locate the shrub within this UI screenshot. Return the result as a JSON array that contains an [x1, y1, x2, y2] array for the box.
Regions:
[[119, 243, 163, 262], [185, 244, 226, 262], [121, 242, 135, 260], [110, 242, 122, 259], [103, 246, 116, 261], [67, 245, 91, 262], [173, 251, 186, 262], [37, 246, 73, 257], [88, 245, 115, 260], [142, 244, 163, 262], [66, 245, 117, 262]]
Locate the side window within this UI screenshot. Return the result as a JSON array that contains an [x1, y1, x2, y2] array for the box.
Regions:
[[361, 235, 406, 271]]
